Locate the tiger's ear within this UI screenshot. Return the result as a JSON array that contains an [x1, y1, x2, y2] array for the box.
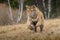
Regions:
[[33, 5, 35, 8], [26, 5, 29, 8]]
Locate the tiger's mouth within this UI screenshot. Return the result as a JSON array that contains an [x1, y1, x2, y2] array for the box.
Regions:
[[31, 16, 37, 19]]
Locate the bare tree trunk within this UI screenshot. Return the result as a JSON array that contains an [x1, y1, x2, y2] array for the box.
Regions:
[[42, 0, 47, 19], [17, 0, 24, 23], [8, 0, 14, 24], [48, 0, 51, 19], [17, 0, 21, 23], [20, 0, 24, 21]]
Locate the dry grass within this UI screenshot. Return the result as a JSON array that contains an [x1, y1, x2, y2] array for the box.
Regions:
[[0, 19, 60, 40]]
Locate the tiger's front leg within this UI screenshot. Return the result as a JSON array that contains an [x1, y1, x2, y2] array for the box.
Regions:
[[29, 24, 37, 32], [40, 24, 44, 32], [34, 25, 37, 32], [28, 24, 34, 30], [29, 21, 37, 32], [32, 21, 37, 32]]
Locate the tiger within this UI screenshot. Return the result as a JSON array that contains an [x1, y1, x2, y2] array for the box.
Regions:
[[26, 5, 44, 32]]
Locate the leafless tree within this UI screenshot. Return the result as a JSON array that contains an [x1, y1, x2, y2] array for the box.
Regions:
[[48, 0, 51, 19], [8, 0, 14, 24], [17, 0, 24, 23]]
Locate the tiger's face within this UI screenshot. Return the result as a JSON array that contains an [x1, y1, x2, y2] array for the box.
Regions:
[[26, 5, 36, 13], [26, 5, 37, 19]]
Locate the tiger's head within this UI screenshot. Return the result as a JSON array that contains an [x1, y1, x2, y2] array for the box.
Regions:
[[26, 5, 38, 19], [26, 5, 36, 13]]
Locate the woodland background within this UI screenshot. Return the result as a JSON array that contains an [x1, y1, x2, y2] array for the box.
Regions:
[[0, 0, 60, 25]]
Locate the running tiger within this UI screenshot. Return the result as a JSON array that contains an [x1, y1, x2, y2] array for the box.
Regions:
[[26, 5, 44, 32]]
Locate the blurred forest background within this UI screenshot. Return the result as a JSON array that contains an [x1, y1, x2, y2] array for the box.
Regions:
[[0, 0, 60, 25]]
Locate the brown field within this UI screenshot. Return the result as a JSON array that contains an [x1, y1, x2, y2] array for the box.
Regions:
[[0, 19, 60, 40]]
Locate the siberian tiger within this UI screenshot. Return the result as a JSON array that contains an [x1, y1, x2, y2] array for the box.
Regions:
[[26, 5, 44, 32]]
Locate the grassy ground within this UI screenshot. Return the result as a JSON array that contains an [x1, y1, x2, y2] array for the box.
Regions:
[[0, 19, 60, 40]]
